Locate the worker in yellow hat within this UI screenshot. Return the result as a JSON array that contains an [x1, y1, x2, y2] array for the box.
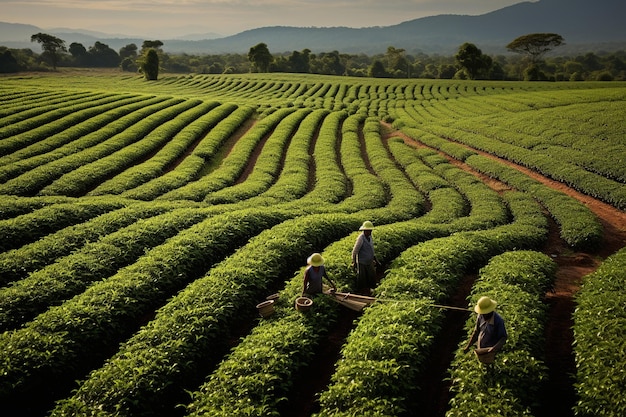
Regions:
[[351, 221, 379, 295], [463, 296, 507, 363], [302, 253, 336, 296]]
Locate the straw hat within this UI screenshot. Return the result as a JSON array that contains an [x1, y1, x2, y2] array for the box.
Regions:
[[474, 296, 497, 314], [307, 253, 324, 267], [359, 221, 374, 231]]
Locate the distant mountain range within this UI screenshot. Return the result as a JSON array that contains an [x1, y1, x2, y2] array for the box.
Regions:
[[2, 0, 625, 56]]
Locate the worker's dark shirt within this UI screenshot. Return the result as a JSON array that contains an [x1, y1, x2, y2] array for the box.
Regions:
[[304, 265, 326, 294], [477, 312, 507, 348]]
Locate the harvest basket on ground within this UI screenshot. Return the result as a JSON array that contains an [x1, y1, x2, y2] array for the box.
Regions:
[[295, 296, 313, 312]]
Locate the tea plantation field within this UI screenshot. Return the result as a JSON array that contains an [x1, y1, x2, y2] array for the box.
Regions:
[[1, 71, 625, 417]]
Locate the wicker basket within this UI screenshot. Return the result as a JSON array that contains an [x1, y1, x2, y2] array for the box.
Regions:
[[475, 349, 496, 364], [295, 296, 313, 312], [256, 300, 275, 318]]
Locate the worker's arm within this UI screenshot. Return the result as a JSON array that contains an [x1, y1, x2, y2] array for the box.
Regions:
[[351, 235, 363, 266], [463, 321, 479, 353], [302, 269, 309, 295]]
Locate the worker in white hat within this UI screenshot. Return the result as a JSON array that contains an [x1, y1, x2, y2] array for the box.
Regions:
[[302, 253, 336, 296], [351, 221, 379, 295], [463, 296, 507, 363]]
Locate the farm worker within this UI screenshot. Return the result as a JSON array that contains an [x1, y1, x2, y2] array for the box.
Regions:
[[351, 221, 379, 295], [463, 296, 507, 363], [302, 253, 336, 296]]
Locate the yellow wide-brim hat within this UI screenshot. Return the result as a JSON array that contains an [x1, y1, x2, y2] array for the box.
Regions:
[[307, 253, 324, 267], [474, 296, 497, 314], [359, 221, 374, 231]]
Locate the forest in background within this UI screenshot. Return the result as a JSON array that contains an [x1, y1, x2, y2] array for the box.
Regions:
[[1, 36, 625, 82]]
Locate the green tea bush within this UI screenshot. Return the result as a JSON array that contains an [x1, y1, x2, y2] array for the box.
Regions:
[[573, 247, 626, 417]]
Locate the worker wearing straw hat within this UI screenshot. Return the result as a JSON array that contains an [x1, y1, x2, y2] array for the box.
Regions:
[[303, 253, 336, 296], [463, 296, 507, 363], [351, 221, 379, 295]]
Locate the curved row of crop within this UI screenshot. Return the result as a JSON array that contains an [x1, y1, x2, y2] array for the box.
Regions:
[[0, 92, 126, 144], [150, 107, 294, 202], [0, 195, 77, 220], [0, 95, 165, 175], [332, 114, 387, 212], [0, 198, 127, 252], [290, 110, 349, 204], [391, 117, 603, 248], [0, 90, 101, 127], [0, 93, 152, 156], [573, 246, 626, 417], [464, 154, 603, 249], [38, 99, 208, 197], [0, 201, 191, 285], [203, 108, 312, 204], [0, 206, 215, 331], [86, 101, 235, 196], [0, 97, 187, 196], [446, 250, 557, 416], [236, 108, 329, 206]]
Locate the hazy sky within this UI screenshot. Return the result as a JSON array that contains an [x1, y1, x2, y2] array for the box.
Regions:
[[2, 0, 533, 38]]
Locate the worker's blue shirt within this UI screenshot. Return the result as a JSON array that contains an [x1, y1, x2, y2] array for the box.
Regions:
[[477, 312, 507, 349], [304, 265, 326, 294]]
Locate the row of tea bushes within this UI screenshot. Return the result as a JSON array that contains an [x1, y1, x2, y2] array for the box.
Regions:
[[0, 208, 293, 404], [446, 250, 557, 417], [50, 213, 363, 416], [87, 101, 237, 196], [357, 117, 424, 218], [389, 123, 602, 250], [464, 154, 603, 249], [293, 110, 349, 205], [0, 92, 143, 152], [315, 192, 548, 416], [0, 198, 126, 252], [573, 246, 626, 417], [39, 99, 205, 197], [0, 97, 186, 196], [422, 119, 626, 210], [204, 108, 312, 204], [152, 107, 295, 202], [0, 95, 166, 177], [0, 206, 213, 331], [0, 202, 185, 284], [0, 90, 95, 122], [243, 109, 330, 206], [0, 194, 77, 219], [334, 115, 387, 212]]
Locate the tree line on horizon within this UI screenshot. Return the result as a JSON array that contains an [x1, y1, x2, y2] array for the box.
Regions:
[[1, 32, 624, 82]]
